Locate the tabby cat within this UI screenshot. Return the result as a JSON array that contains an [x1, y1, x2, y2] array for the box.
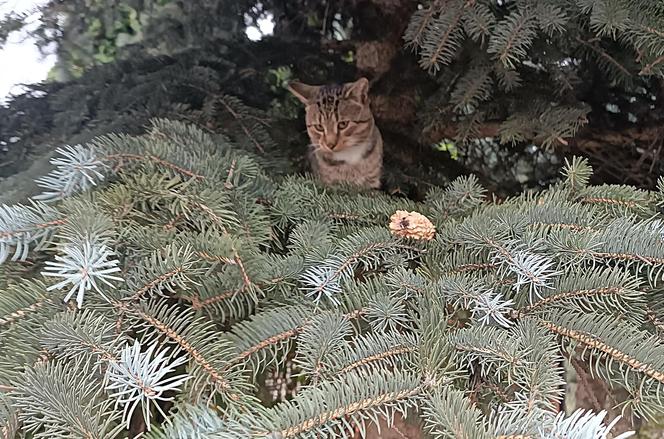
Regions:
[[288, 78, 383, 189]]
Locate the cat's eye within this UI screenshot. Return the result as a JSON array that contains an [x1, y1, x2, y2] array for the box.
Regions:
[[338, 121, 349, 129], [313, 124, 324, 132]]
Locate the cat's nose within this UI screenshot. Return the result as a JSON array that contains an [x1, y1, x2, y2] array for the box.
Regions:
[[326, 135, 338, 150]]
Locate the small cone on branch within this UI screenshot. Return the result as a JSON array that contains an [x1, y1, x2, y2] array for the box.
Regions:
[[389, 210, 435, 240]]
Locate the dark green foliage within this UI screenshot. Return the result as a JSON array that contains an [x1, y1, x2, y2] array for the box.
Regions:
[[405, 0, 664, 161]]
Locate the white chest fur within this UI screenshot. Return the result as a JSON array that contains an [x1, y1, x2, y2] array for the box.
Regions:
[[332, 143, 371, 165]]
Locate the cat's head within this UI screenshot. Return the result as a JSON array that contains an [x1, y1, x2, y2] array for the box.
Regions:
[[287, 78, 373, 153]]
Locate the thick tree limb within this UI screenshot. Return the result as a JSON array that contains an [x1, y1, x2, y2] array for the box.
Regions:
[[417, 119, 664, 187]]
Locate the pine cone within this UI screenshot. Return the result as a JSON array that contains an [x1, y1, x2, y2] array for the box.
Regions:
[[389, 210, 435, 240]]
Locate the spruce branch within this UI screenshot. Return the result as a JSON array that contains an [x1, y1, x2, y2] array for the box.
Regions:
[[488, 400, 544, 439], [418, 0, 467, 73], [499, 111, 537, 145], [447, 261, 497, 275], [299, 228, 408, 306], [512, 266, 644, 317], [226, 304, 369, 377], [331, 332, 419, 376], [166, 188, 240, 237], [423, 244, 497, 279], [472, 291, 515, 328], [124, 300, 250, 405], [300, 261, 344, 305], [521, 197, 607, 236], [214, 94, 271, 154], [437, 174, 487, 218], [225, 305, 312, 376], [544, 319, 664, 384], [6, 107, 664, 438], [582, 196, 642, 209], [42, 239, 123, 309], [41, 311, 192, 433], [494, 249, 560, 303], [487, 10, 538, 68], [114, 171, 244, 239], [256, 369, 423, 438], [417, 295, 462, 382], [588, 0, 630, 39], [288, 219, 336, 263], [59, 201, 117, 246], [0, 202, 62, 264], [0, 279, 52, 328], [498, 103, 589, 149], [575, 36, 632, 84], [632, 23, 664, 75], [646, 305, 664, 333], [541, 310, 664, 419], [494, 64, 523, 92], [550, 217, 664, 282], [639, 53, 664, 75], [421, 386, 492, 439], [293, 311, 352, 383], [434, 273, 492, 309], [450, 66, 494, 113], [451, 325, 529, 382], [0, 394, 20, 439], [536, 105, 589, 149], [540, 408, 634, 439], [94, 119, 266, 187], [578, 184, 656, 217], [185, 285, 245, 310], [34, 144, 107, 202], [103, 152, 205, 181], [366, 291, 411, 333], [384, 267, 427, 298], [40, 309, 121, 365], [562, 156, 593, 193], [106, 340, 190, 430], [180, 276, 264, 321], [123, 244, 203, 302], [143, 403, 253, 438], [273, 176, 419, 227], [456, 320, 564, 415], [455, 222, 560, 302], [403, 0, 442, 50], [179, 255, 291, 320], [532, 3, 568, 36], [462, 2, 495, 44], [455, 112, 487, 143], [13, 359, 123, 438]]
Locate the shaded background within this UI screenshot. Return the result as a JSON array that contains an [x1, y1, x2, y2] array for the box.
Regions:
[[0, 0, 662, 205]]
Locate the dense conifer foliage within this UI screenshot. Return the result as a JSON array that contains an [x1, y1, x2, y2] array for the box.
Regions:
[[1, 117, 664, 437], [1, 0, 664, 437]]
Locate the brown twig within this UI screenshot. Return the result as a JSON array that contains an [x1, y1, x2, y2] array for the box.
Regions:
[[216, 96, 266, 154], [103, 153, 205, 180], [575, 36, 631, 78], [0, 219, 66, 239]]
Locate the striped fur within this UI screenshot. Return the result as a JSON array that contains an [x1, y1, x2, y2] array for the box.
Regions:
[[288, 78, 383, 189]]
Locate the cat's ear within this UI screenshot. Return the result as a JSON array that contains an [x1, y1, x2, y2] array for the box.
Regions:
[[344, 77, 369, 104], [287, 81, 319, 105]]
